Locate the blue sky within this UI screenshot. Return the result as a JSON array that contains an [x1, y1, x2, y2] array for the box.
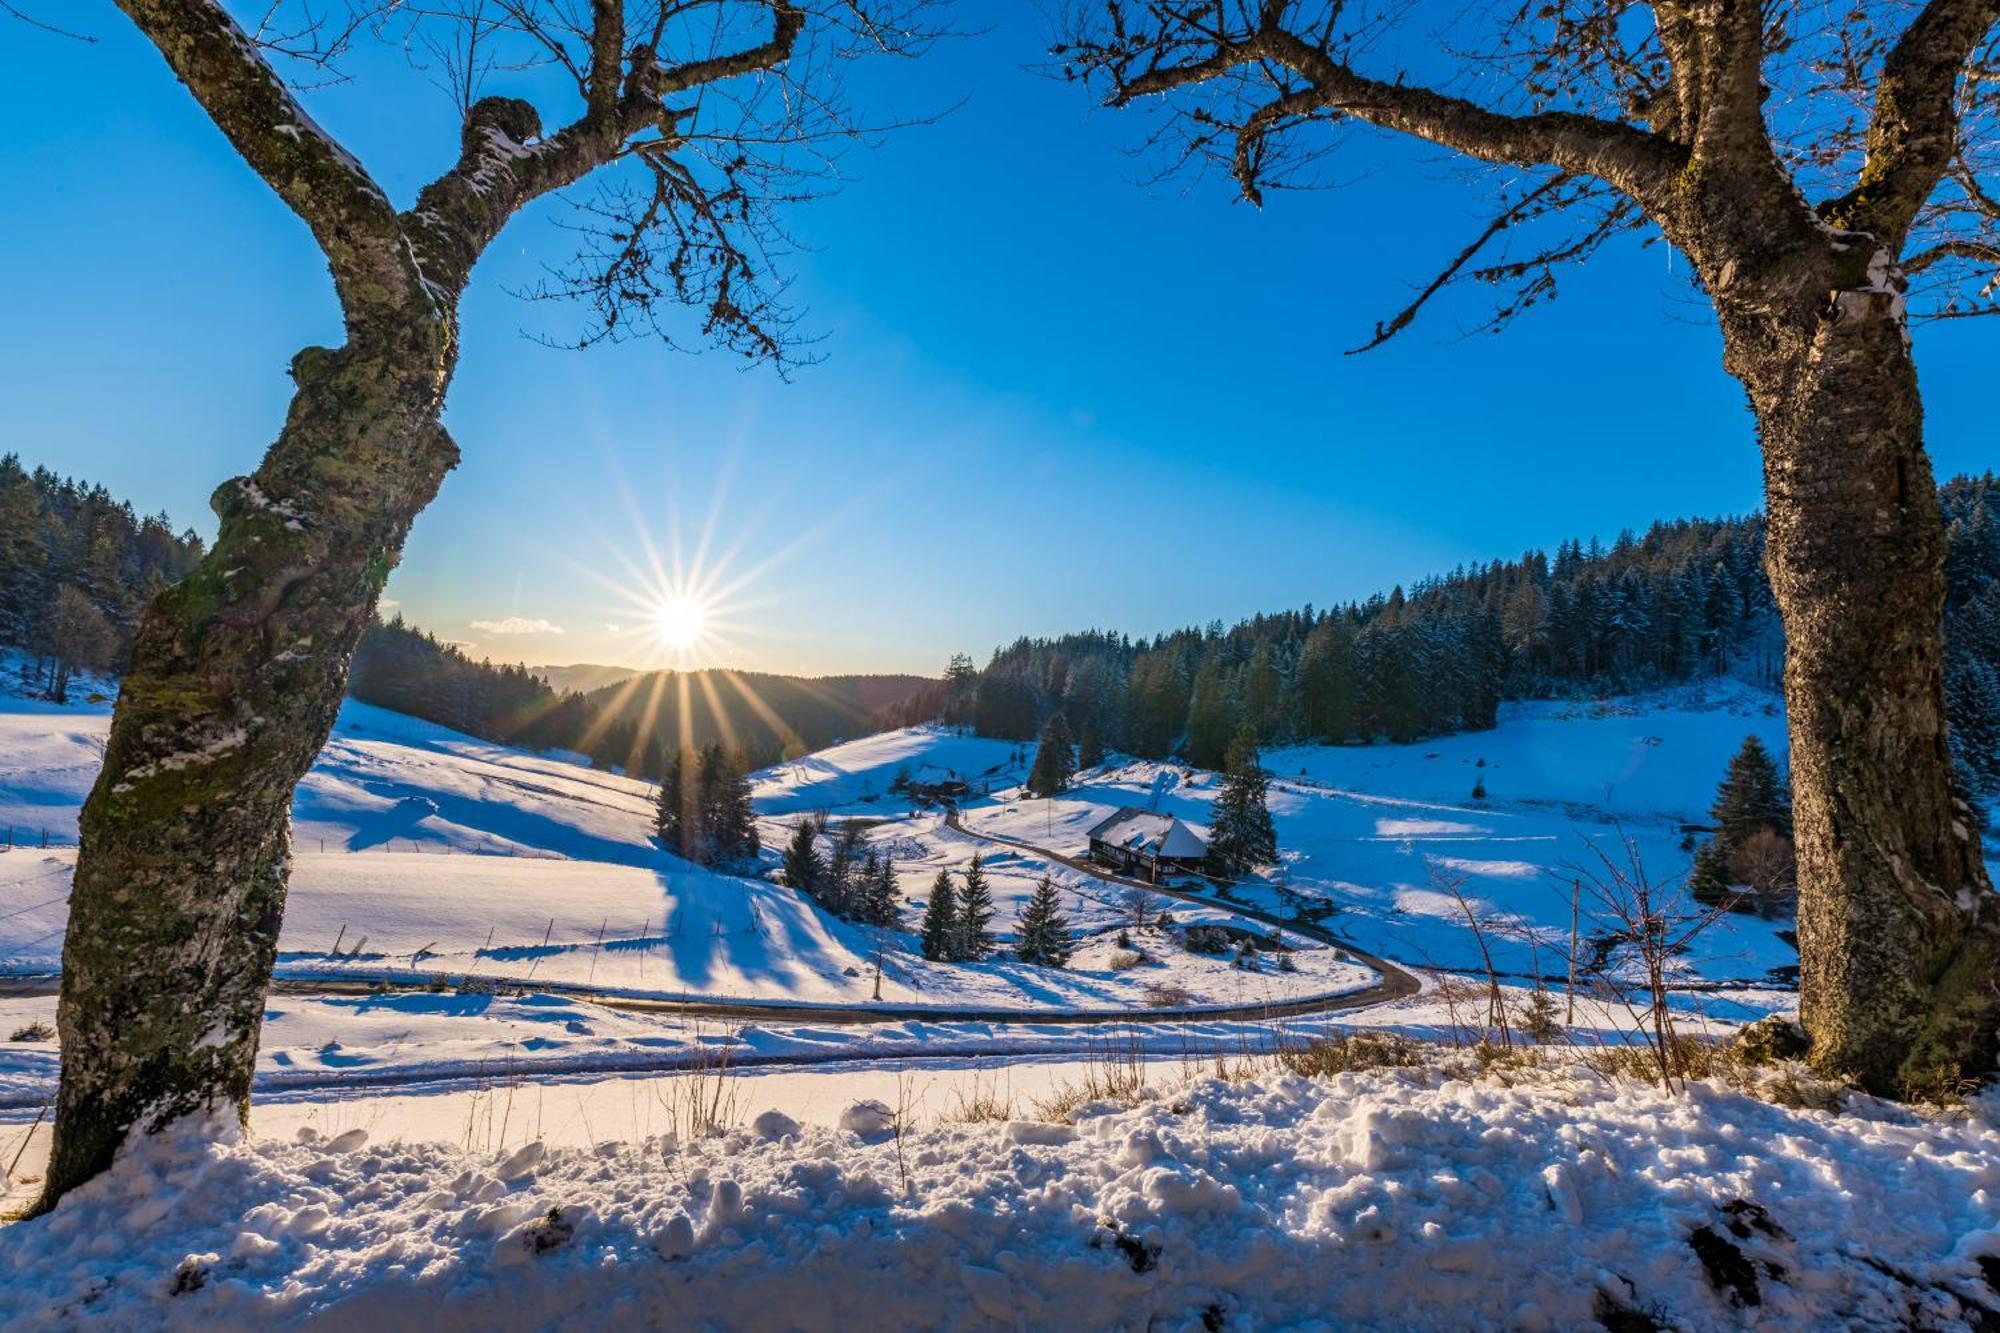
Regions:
[[2, 3, 1994, 676]]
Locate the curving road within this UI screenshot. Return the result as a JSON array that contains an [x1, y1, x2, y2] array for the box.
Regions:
[[938, 807, 1422, 1005]]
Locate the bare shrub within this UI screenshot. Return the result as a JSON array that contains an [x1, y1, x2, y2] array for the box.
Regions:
[[1275, 1030, 1425, 1079], [654, 1026, 742, 1141], [1567, 833, 1733, 1094], [1119, 887, 1164, 931], [1142, 981, 1194, 1008], [1107, 948, 1146, 971], [8, 1023, 55, 1043], [1031, 1031, 1148, 1122]]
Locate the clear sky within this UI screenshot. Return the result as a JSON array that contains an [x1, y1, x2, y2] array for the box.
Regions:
[[2, 3, 1994, 677]]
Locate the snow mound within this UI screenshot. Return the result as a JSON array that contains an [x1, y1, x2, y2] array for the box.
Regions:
[[0, 1072, 1992, 1328], [4, 1068, 1996, 1329]]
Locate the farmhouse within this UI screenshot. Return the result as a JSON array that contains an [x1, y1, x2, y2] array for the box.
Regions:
[[1086, 807, 1208, 881]]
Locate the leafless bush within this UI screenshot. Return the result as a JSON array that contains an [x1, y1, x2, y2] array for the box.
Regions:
[[945, 1076, 1015, 1124], [1141, 981, 1194, 1008], [1031, 1031, 1148, 1122], [653, 1026, 742, 1141], [1107, 948, 1146, 971], [8, 1023, 54, 1043], [1119, 887, 1164, 931], [1274, 1030, 1425, 1079], [1429, 860, 1511, 1047], [1568, 833, 1733, 1094]]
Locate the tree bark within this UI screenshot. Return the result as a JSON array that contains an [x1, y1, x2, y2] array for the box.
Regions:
[[1732, 285, 2000, 1099], [38, 325, 456, 1210]]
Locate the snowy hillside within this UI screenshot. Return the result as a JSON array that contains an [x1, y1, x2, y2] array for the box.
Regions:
[[759, 683, 1800, 988], [0, 703, 1374, 1016]]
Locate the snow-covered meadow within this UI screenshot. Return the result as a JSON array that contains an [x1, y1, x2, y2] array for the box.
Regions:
[[6, 1050, 1999, 1330], [13, 678, 2000, 1329]]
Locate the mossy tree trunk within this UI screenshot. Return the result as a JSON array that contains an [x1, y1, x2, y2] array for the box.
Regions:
[[1059, 0, 2000, 1098], [1727, 289, 2000, 1098], [43, 329, 458, 1205], [38, 0, 817, 1211]]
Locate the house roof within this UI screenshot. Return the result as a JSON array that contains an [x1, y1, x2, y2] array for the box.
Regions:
[[1086, 807, 1207, 859]]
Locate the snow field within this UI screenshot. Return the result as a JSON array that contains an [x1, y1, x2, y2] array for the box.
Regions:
[[4, 1055, 1997, 1329]]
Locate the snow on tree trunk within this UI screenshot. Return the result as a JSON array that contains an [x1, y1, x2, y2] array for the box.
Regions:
[[40, 331, 456, 1210]]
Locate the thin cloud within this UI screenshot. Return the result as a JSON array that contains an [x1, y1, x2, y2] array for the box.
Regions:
[[469, 617, 565, 636]]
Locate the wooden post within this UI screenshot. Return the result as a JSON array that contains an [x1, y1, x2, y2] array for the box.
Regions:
[[1566, 877, 1580, 1025]]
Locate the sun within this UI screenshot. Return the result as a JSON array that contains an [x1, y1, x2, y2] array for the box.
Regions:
[[654, 596, 707, 649]]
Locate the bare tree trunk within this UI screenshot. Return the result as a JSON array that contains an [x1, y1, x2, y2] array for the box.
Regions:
[[1734, 293, 2000, 1099], [39, 328, 454, 1210]]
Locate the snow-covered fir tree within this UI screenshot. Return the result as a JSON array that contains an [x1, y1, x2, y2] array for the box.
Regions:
[[953, 854, 996, 961], [919, 870, 957, 961], [782, 820, 825, 899], [1025, 713, 1077, 798], [1208, 725, 1279, 877], [1013, 875, 1073, 968], [697, 744, 760, 865]]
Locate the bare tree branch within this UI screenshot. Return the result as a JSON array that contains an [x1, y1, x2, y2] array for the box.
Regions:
[[1820, 0, 2000, 243], [111, 0, 414, 320]]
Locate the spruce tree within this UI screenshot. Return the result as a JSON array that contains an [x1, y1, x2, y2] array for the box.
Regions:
[[699, 744, 760, 864], [1026, 712, 1078, 797], [1208, 725, 1278, 877], [653, 747, 702, 862], [919, 870, 958, 961], [1014, 875, 1073, 968], [954, 854, 997, 961], [1077, 712, 1106, 770], [782, 820, 825, 900], [1692, 734, 1793, 908], [1712, 735, 1790, 841], [824, 819, 866, 918], [863, 855, 902, 928]]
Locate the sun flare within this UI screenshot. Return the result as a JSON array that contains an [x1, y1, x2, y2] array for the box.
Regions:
[[654, 596, 707, 649]]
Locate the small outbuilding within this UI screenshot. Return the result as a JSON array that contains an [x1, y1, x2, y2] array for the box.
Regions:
[[1086, 807, 1208, 881]]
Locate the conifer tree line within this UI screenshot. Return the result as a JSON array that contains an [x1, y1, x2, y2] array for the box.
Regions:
[[919, 478, 2000, 793], [0, 456, 204, 700], [653, 744, 760, 867], [781, 817, 903, 928]]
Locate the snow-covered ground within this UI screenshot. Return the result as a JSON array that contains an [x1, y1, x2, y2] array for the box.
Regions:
[[5, 1050, 1997, 1329], [764, 681, 1800, 988], [15, 677, 2000, 1328], [0, 700, 1375, 1016]]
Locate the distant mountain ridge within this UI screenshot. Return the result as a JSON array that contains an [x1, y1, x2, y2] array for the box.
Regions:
[[576, 669, 934, 771], [529, 663, 644, 695], [347, 617, 935, 777]]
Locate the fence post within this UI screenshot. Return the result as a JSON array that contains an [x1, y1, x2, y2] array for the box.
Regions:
[[1566, 878, 1580, 1025]]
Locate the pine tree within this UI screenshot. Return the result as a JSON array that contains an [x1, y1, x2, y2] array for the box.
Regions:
[[1026, 712, 1077, 797], [919, 870, 957, 961], [1013, 874, 1073, 967], [782, 820, 825, 900], [1208, 724, 1278, 877], [653, 746, 701, 861], [1711, 735, 1790, 841], [1077, 712, 1106, 769], [954, 854, 997, 961], [699, 744, 760, 864], [862, 855, 902, 928]]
